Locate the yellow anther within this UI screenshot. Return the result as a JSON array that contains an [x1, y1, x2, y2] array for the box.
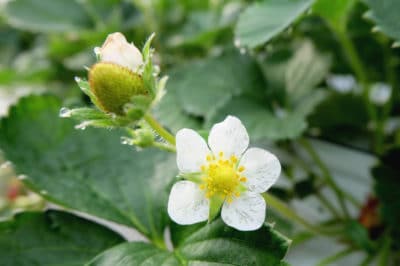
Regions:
[[201, 152, 247, 201]]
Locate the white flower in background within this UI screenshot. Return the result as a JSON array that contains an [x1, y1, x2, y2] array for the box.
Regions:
[[168, 116, 281, 231], [326, 74, 356, 93], [369, 82, 392, 106], [94, 32, 143, 72]]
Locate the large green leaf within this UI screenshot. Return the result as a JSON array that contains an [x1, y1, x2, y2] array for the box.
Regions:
[[88, 220, 290, 266], [87, 242, 180, 266], [155, 51, 266, 133], [285, 40, 331, 102], [176, 51, 266, 117], [206, 92, 324, 141], [235, 0, 314, 48], [313, 0, 356, 32], [3, 0, 92, 33], [0, 95, 177, 240], [364, 0, 400, 43], [0, 210, 123, 266]]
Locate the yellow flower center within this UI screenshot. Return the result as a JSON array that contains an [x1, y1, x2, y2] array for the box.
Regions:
[[199, 152, 247, 202]]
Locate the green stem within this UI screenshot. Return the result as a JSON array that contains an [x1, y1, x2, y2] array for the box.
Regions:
[[144, 113, 176, 145], [153, 141, 176, 152], [152, 236, 167, 250], [316, 247, 355, 266], [262, 193, 341, 236], [359, 253, 375, 266], [299, 138, 351, 219], [315, 191, 343, 220], [378, 236, 391, 266], [335, 29, 381, 152]]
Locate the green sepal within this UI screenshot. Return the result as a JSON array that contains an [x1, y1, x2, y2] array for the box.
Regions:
[[59, 107, 110, 121], [60, 107, 132, 129], [208, 195, 225, 223], [75, 77, 101, 108], [123, 95, 153, 121], [180, 172, 203, 183], [142, 33, 157, 97], [74, 117, 131, 129]]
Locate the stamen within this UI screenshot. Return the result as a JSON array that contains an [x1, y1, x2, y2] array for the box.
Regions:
[[238, 166, 245, 172]]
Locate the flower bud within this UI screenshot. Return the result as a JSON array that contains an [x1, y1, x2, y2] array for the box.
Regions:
[[96, 32, 143, 72], [89, 63, 148, 115]]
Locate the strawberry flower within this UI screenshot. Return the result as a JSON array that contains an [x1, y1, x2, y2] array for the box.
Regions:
[[168, 116, 281, 231]]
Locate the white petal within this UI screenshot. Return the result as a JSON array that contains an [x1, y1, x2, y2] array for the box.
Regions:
[[239, 148, 281, 193], [99, 32, 143, 71], [208, 116, 249, 158], [221, 192, 266, 231], [176, 128, 210, 173], [167, 181, 209, 225]]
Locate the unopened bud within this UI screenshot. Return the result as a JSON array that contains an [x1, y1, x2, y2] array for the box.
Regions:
[[89, 63, 148, 115], [96, 32, 143, 72]]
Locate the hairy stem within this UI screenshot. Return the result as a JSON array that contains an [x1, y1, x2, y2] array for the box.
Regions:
[[262, 193, 341, 237], [299, 138, 351, 219], [316, 247, 355, 266], [144, 113, 176, 145]]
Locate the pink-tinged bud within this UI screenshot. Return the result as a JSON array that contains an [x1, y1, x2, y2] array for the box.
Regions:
[[96, 32, 143, 72]]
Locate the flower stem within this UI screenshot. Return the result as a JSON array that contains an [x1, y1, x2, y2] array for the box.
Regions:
[[378, 236, 391, 266], [335, 29, 383, 153], [298, 138, 351, 219], [152, 141, 176, 152], [316, 247, 355, 266], [144, 113, 176, 145], [262, 192, 341, 236], [315, 191, 343, 220]]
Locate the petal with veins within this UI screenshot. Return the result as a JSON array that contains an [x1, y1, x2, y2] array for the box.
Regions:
[[208, 116, 249, 158], [239, 148, 281, 193], [176, 128, 211, 173], [168, 181, 209, 225], [221, 192, 266, 231]]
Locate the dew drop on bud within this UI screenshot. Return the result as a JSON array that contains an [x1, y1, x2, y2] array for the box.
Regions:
[[75, 121, 89, 130], [59, 107, 72, 118], [74, 76, 81, 83], [121, 137, 131, 145], [93, 47, 101, 56]]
